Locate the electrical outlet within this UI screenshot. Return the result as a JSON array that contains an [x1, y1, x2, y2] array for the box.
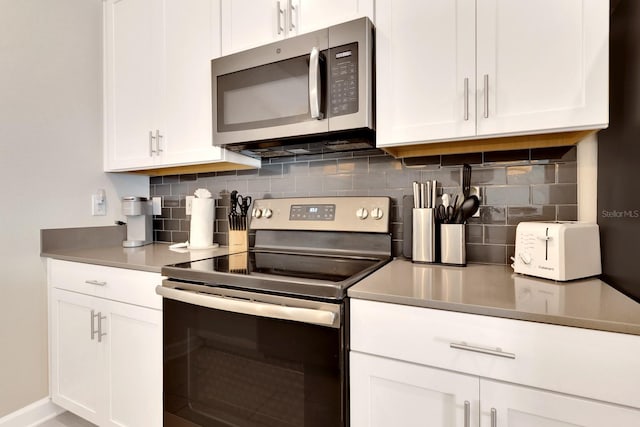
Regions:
[[185, 196, 194, 215], [152, 197, 162, 215], [91, 190, 106, 216]]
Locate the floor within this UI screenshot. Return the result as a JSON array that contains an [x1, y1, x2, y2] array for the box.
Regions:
[[37, 412, 95, 427]]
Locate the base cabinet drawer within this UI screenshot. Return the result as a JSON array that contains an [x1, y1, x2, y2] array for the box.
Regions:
[[350, 352, 640, 427], [350, 299, 640, 410]]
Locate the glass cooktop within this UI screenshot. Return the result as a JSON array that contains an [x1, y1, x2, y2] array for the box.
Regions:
[[161, 250, 390, 300]]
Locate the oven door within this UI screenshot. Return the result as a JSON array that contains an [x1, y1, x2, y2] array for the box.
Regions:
[[157, 282, 345, 427]]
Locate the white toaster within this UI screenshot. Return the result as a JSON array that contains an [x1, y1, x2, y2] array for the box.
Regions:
[[512, 221, 601, 281]]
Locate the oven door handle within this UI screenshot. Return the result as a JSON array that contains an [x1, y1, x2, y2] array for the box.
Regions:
[[156, 286, 337, 327]]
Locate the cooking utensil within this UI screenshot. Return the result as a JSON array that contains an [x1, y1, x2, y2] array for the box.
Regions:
[[454, 195, 480, 224], [229, 190, 239, 230], [437, 204, 455, 223], [462, 164, 472, 199]]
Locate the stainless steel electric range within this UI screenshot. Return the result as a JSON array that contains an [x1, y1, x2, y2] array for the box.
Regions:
[[157, 196, 391, 427]]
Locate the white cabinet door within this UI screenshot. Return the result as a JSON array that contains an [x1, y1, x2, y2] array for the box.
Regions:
[[50, 289, 102, 425], [476, 0, 609, 136], [375, 0, 477, 147], [161, 0, 219, 165], [103, 299, 162, 427], [350, 351, 479, 427], [481, 380, 640, 427], [296, 0, 374, 34], [220, 0, 285, 55], [104, 0, 161, 170]]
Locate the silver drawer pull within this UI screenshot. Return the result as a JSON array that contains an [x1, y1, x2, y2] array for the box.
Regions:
[[85, 280, 107, 286], [450, 341, 516, 359], [464, 401, 470, 427], [491, 408, 497, 427]]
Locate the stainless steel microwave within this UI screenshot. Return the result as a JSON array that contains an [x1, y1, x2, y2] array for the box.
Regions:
[[211, 17, 374, 158]]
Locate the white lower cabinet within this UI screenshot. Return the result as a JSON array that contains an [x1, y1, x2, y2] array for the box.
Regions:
[[350, 352, 479, 427], [350, 299, 640, 426], [48, 260, 162, 427]]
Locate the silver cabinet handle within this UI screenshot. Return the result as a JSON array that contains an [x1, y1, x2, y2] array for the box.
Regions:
[[90, 309, 99, 340], [483, 74, 489, 118], [156, 285, 337, 327], [464, 77, 469, 121], [155, 129, 163, 153], [287, 0, 296, 32], [97, 313, 107, 343], [276, 1, 284, 35], [464, 400, 470, 427], [309, 47, 323, 120], [491, 408, 497, 427], [85, 280, 107, 286], [450, 341, 516, 359], [149, 130, 156, 156]]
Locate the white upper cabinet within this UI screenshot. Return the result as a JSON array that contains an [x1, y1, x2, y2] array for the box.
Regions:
[[104, 0, 260, 172], [376, 0, 609, 148], [376, 0, 477, 146], [220, 0, 374, 56]]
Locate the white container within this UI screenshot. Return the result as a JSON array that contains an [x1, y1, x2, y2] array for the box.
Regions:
[[189, 198, 215, 249], [513, 221, 601, 281]]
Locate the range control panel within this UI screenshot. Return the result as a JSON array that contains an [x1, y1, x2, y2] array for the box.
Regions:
[[250, 197, 390, 233]]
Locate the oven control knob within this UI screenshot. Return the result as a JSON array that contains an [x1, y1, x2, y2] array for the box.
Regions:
[[262, 208, 273, 219], [252, 208, 263, 218], [371, 207, 384, 220], [356, 208, 369, 220]]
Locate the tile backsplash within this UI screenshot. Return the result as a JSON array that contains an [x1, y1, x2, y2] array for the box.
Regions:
[[151, 146, 577, 264]]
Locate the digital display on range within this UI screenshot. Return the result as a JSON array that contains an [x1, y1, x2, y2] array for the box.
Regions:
[[290, 204, 336, 221]]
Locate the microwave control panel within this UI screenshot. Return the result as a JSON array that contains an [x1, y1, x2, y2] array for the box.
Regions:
[[329, 42, 359, 117]]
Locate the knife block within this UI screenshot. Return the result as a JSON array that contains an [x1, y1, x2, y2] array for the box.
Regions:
[[228, 229, 248, 254]]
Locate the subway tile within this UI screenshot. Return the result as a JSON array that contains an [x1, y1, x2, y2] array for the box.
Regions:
[[309, 160, 338, 175], [441, 152, 482, 166], [557, 162, 577, 183], [353, 172, 386, 190], [323, 174, 353, 191], [466, 224, 483, 244], [170, 183, 190, 196], [155, 231, 171, 242], [531, 146, 576, 162], [258, 164, 283, 177], [163, 196, 181, 208], [484, 225, 517, 245], [369, 155, 403, 170], [284, 162, 310, 176], [470, 167, 507, 185], [337, 157, 369, 173], [159, 207, 171, 219], [466, 244, 507, 264], [216, 170, 238, 177], [402, 155, 441, 168], [483, 185, 530, 205], [153, 219, 163, 230], [322, 150, 354, 160], [270, 177, 292, 193], [386, 170, 418, 189], [150, 176, 163, 185], [507, 165, 555, 185], [296, 175, 321, 192], [472, 206, 506, 224], [237, 168, 260, 177], [171, 207, 186, 220], [507, 205, 556, 224], [337, 189, 368, 197], [181, 219, 191, 232], [179, 174, 197, 182], [352, 148, 387, 158], [196, 172, 217, 179], [162, 175, 180, 184], [214, 233, 229, 246], [164, 219, 180, 231], [531, 183, 577, 205], [172, 231, 189, 243], [483, 149, 530, 164], [557, 205, 578, 221], [422, 168, 461, 187], [247, 178, 271, 193], [392, 240, 403, 258], [154, 184, 171, 196]]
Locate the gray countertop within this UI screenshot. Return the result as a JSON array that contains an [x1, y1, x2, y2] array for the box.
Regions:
[[348, 259, 640, 336], [41, 225, 228, 273]]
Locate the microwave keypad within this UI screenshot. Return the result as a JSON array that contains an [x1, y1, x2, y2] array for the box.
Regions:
[[329, 43, 359, 117]]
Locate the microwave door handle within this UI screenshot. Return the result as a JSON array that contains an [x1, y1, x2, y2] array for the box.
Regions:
[[309, 47, 324, 120]]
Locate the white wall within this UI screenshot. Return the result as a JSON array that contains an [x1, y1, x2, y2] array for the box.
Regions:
[[0, 0, 148, 416]]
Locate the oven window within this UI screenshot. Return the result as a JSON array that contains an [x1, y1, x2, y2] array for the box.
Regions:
[[164, 299, 344, 426]]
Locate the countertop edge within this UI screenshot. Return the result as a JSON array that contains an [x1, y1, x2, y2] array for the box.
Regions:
[[41, 252, 162, 273], [348, 290, 640, 336]]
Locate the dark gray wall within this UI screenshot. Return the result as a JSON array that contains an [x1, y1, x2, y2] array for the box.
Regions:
[[151, 146, 577, 265], [597, 0, 640, 301]]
